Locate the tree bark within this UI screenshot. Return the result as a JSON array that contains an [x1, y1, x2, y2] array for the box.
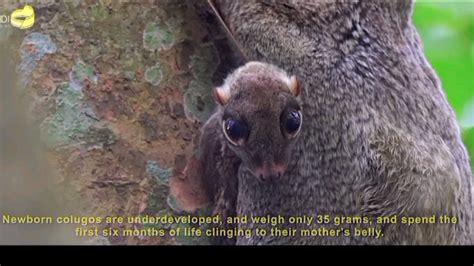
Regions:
[[1, 0, 241, 245]]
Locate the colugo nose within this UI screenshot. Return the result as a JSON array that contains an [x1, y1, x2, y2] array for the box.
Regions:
[[254, 162, 286, 182]]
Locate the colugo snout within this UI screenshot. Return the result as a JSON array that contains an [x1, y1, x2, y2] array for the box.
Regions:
[[212, 61, 302, 181]]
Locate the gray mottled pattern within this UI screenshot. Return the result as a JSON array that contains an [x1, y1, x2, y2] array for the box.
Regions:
[[210, 0, 473, 245]]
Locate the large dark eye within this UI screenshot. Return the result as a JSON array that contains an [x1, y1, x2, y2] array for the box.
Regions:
[[223, 118, 249, 146], [281, 110, 302, 138]]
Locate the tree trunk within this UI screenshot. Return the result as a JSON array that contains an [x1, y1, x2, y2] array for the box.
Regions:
[[1, 0, 241, 245]]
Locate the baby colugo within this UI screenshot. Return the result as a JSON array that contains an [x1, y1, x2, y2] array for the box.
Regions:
[[193, 62, 302, 232]]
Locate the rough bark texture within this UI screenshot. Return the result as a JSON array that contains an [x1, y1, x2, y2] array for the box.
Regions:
[[1, 1, 242, 245]]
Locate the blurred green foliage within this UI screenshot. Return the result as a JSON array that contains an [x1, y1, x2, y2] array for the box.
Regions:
[[413, 0, 474, 170]]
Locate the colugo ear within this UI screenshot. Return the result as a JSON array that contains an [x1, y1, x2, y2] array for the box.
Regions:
[[213, 86, 231, 106], [289, 75, 300, 97]]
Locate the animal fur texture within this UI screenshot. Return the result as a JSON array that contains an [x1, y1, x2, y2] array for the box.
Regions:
[[206, 0, 473, 245], [186, 62, 302, 244]]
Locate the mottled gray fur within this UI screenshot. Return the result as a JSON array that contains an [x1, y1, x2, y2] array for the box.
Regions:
[[209, 0, 473, 244]]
